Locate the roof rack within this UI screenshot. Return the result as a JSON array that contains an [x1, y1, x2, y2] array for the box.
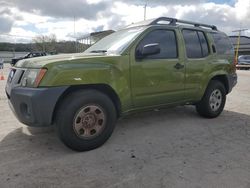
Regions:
[[126, 17, 218, 31]]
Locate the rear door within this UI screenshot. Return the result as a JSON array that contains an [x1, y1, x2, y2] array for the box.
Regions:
[[182, 29, 212, 101]]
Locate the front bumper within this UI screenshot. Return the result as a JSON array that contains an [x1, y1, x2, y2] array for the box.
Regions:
[[6, 86, 68, 127]]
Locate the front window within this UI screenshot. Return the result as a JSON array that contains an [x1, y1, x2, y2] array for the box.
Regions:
[[84, 27, 146, 55], [135, 29, 178, 59]]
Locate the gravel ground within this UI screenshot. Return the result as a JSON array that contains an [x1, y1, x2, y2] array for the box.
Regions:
[[0, 64, 250, 188]]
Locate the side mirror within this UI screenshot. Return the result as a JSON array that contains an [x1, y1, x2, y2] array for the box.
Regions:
[[141, 43, 160, 57]]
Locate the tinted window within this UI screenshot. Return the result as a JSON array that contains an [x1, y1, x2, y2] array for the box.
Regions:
[[211, 33, 233, 55], [136, 30, 177, 59], [198, 31, 209, 57], [182, 30, 203, 58]]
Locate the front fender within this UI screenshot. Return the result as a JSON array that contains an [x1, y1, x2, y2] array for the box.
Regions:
[[39, 56, 132, 112]]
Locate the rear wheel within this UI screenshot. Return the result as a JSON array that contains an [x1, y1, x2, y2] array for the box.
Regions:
[[56, 89, 117, 151], [196, 80, 226, 118]]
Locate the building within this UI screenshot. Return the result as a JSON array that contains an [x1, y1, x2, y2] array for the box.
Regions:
[[76, 30, 115, 52], [229, 36, 250, 56]]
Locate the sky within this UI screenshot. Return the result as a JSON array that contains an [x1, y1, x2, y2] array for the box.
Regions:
[[0, 0, 249, 43]]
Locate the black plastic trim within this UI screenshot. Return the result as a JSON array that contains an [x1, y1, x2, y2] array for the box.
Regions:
[[227, 73, 237, 93], [7, 86, 68, 127]]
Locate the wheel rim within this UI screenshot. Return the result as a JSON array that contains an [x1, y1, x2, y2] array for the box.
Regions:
[[73, 105, 106, 139], [209, 89, 222, 111]]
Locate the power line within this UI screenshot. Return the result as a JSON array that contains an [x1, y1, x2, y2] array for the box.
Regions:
[[232, 29, 248, 33]]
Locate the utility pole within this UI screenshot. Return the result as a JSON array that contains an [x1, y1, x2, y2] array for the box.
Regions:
[[144, 0, 148, 20], [42, 35, 45, 52], [74, 16, 77, 53], [232, 28, 248, 64]]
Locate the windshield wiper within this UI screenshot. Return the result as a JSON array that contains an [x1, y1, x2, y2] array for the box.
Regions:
[[90, 50, 107, 53]]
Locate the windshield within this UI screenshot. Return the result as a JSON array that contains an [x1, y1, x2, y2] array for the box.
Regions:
[[84, 27, 145, 55]]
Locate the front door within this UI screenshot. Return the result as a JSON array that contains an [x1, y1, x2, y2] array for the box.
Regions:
[[130, 28, 185, 108]]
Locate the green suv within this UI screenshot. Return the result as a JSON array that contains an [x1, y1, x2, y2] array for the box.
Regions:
[[6, 17, 237, 151]]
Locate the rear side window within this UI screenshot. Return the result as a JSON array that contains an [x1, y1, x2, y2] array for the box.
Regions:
[[136, 29, 178, 59], [211, 33, 233, 55], [198, 31, 209, 57], [182, 30, 209, 58]]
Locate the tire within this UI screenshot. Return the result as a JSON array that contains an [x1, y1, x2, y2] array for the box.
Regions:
[[56, 89, 117, 151], [196, 80, 226, 118]]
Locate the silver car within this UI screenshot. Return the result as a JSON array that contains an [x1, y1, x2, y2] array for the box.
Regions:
[[238, 55, 250, 65]]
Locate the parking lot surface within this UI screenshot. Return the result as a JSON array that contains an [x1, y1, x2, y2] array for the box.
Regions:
[[0, 64, 250, 188]]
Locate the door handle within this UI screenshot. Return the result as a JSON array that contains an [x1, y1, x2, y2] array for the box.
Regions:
[[174, 63, 184, 70]]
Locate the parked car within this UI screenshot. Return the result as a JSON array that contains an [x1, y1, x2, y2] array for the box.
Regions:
[[238, 55, 250, 65], [237, 55, 250, 70], [11, 52, 47, 66], [6, 17, 237, 151]]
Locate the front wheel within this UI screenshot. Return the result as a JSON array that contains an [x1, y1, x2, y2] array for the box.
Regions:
[[56, 90, 117, 151], [196, 80, 226, 118]]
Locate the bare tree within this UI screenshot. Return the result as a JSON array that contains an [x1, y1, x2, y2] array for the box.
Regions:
[[32, 34, 57, 52]]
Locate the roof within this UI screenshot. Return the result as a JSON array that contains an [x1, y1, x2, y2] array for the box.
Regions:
[[77, 30, 114, 40], [229, 36, 250, 45], [229, 36, 250, 51], [90, 30, 114, 37]]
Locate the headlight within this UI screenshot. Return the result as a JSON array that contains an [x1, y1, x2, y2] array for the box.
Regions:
[[21, 68, 47, 87]]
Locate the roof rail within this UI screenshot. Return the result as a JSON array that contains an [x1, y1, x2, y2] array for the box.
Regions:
[[126, 17, 218, 31], [151, 17, 217, 30]]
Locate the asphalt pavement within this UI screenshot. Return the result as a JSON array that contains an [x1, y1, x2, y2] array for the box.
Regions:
[[0, 64, 250, 188]]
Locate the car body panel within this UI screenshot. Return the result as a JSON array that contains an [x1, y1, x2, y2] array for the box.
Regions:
[[129, 27, 186, 107], [39, 55, 132, 112]]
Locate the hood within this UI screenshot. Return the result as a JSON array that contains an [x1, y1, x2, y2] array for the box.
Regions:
[[15, 52, 109, 68]]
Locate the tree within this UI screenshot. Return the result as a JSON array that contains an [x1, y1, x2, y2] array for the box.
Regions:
[[32, 34, 57, 52]]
